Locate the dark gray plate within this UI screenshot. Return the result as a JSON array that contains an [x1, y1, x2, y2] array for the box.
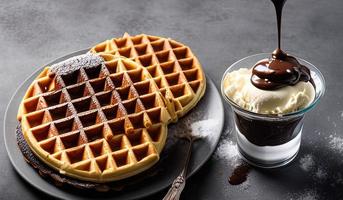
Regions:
[[4, 49, 224, 200]]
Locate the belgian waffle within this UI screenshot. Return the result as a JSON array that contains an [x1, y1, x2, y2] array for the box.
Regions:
[[90, 33, 206, 120], [17, 34, 206, 183], [17, 54, 172, 182]]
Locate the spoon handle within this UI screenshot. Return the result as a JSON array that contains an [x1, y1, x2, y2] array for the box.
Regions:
[[163, 138, 194, 200]]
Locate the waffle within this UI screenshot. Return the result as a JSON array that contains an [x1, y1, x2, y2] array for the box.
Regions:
[[17, 33, 206, 183], [90, 33, 206, 120], [17, 54, 172, 182]]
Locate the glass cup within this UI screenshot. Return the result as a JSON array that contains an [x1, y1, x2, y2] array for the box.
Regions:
[[221, 53, 325, 168]]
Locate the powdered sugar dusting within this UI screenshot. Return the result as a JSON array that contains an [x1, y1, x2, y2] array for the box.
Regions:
[[214, 139, 242, 167], [339, 110, 343, 120], [50, 53, 104, 75], [314, 168, 327, 180], [190, 119, 220, 138], [328, 135, 343, 153], [299, 154, 315, 171], [299, 154, 328, 182], [288, 189, 319, 200], [238, 179, 251, 191]]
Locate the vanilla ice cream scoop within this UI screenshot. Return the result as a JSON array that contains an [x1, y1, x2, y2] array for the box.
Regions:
[[223, 68, 315, 114]]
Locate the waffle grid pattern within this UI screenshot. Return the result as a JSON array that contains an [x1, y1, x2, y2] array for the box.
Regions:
[[19, 56, 171, 182], [91, 33, 205, 119]]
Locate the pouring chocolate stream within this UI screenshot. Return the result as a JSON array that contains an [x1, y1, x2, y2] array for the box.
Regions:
[[251, 0, 312, 90]]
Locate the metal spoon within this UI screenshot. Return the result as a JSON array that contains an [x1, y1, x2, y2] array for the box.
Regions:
[[163, 120, 213, 200], [163, 123, 202, 200]]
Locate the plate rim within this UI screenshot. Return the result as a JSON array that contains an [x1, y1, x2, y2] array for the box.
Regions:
[[4, 49, 224, 200]]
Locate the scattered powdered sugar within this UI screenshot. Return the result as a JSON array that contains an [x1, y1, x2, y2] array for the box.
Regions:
[[299, 154, 328, 182], [299, 154, 315, 171], [339, 110, 343, 119], [238, 179, 251, 191], [214, 138, 242, 167], [190, 119, 220, 138], [50, 53, 104, 75], [171, 107, 221, 142], [328, 135, 343, 153], [288, 189, 319, 200], [314, 167, 327, 180]]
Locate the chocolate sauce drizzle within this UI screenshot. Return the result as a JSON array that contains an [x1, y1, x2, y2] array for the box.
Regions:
[[251, 0, 312, 90]]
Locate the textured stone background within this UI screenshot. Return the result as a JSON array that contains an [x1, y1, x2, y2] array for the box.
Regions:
[[1, 0, 343, 199]]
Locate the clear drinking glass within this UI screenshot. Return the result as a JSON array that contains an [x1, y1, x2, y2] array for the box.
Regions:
[[221, 53, 325, 168]]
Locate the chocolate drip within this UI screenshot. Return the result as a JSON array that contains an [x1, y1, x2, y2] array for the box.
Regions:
[[251, 49, 312, 90], [251, 0, 313, 90], [272, 0, 286, 50], [228, 163, 251, 185]]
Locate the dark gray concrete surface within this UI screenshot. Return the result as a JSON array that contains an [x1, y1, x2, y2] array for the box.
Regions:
[[1, 0, 343, 199]]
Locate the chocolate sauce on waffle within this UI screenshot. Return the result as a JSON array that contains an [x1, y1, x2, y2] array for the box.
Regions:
[[251, 0, 312, 90]]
